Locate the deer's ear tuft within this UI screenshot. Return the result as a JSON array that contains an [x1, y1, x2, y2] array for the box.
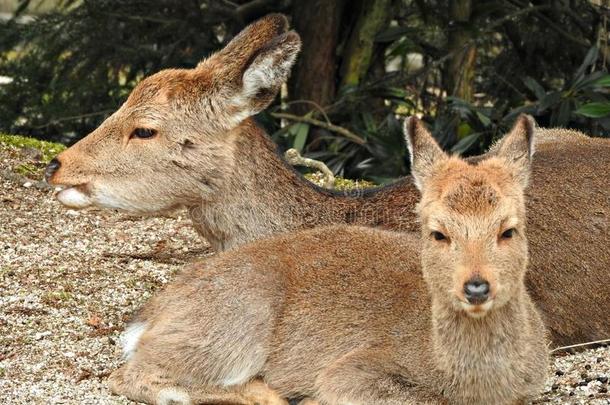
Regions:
[[403, 117, 448, 192], [240, 31, 301, 113], [488, 114, 536, 188]]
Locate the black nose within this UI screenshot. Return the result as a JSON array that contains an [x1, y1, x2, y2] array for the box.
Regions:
[[45, 158, 61, 182], [464, 277, 490, 305]]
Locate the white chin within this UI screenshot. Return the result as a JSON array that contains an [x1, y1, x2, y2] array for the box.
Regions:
[[460, 300, 494, 318], [56, 187, 92, 209]]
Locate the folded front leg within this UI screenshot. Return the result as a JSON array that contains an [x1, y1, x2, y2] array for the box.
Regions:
[[109, 360, 286, 405], [314, 349, 447, 405]]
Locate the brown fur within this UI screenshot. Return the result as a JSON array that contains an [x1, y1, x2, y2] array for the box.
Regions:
[[46, 15, 609, 347], [109, 121, 548, 405]]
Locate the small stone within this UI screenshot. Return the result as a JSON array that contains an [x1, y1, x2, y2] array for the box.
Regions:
[[551, 383, 559, 391], [23, 181, 32, 188], [555, 369, 565, 376], [597, 376, 609, 384], [34, 331, 51, 340], [600, 387, 608, 394], [65, 210, 80, 217], [585, 364, 591, 370]]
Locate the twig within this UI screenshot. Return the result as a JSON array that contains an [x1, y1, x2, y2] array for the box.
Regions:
[[550, 338, 610, 354], [270, 112, 366, 145], [274, 99, 332, 124], [34, 110, 114, 129], [284, 148, 335, 189]]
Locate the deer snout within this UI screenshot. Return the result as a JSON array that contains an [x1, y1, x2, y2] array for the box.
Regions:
[[45, 158, 61, 183], [463, 277, 490, 305]]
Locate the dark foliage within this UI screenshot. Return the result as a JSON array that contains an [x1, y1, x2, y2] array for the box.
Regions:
[[1, 0, 609, 180]]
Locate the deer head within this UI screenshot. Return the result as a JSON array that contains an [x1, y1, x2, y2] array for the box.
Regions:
[[46, 14, 301, 212], [405, 115, 535, 318]]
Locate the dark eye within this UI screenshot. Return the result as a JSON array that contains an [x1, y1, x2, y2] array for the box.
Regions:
[[131, 128, 157, 139], [501, 228, 516, 239], [431, 231, 447, 241]]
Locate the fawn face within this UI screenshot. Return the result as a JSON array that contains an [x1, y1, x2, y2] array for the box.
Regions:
[[46, 14, 301, 212], [405, 116, 534, 318]]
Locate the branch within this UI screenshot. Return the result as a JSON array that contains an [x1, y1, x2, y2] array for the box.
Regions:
[[550, 337, 610, 354], [284, 148, 335, 189], [270, 112, 366, 145]]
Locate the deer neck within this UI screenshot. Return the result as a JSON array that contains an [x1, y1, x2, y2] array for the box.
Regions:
[[187, 119, 338, 251], [429, 290, 546, 404]]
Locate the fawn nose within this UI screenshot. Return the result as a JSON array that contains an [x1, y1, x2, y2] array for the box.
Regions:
[[45, 158, 61, 182], [463, 277, 490, 305]]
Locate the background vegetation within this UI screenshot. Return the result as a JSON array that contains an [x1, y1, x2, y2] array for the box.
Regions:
[[1, 0, 609, 182]]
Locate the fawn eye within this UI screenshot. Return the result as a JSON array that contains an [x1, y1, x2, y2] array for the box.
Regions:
[[131, 128, 157, 139], [501, 228, 516, 239], [431, 231, 447, 241]]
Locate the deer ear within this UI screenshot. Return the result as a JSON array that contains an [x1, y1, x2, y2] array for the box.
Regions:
[[403, 117, 448, 191], [488, 114, 535, 188], [213, 14, 290, 66], [239, 30, 301, 114], [200, 14, 300, 117]]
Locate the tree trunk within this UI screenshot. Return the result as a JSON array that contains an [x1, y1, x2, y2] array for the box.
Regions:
[[446, 0, 476, 101], [339, 0, 392, 89], [289, 0, 347, 115]]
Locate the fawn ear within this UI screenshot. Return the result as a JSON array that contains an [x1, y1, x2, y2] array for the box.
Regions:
[[488, 114, 535, 188], [403, 117, 448, 191], [203, 14, 301, 116]]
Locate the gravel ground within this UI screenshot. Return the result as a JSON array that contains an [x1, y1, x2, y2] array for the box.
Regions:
[[0, 141, 609, 404]]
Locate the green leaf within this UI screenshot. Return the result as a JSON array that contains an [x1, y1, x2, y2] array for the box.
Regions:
[[375, 26, 411, 43], [291, 123, 310, 152], [523, 77, 546, 100], [574, 46, 599, 81], [593, 74, 610, 88], [574, 102, 610, 118], [362, 111, 376, 133], [538, 91, 561, 111], [451, 132, 481, 154], [475, 111, 492, 127]]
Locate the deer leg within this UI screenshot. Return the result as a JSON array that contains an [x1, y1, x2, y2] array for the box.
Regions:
[[109, 362, 286, 405], [314, 349, 447, 405]]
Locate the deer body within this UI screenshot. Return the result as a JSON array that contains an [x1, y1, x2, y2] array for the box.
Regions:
[[46, 15, 609, 346], [187, 120, 418, 250], [109, 116, 548, 405]]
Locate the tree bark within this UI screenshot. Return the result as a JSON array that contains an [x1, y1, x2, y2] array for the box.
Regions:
[[446, 0, 476, 101], [289, 0, 347, 115], [339, 0, 392, 89]]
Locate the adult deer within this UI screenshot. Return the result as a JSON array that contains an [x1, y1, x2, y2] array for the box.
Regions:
[[45, 14, 609, 346]]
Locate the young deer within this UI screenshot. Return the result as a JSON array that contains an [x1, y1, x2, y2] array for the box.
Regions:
[[45, 14, 609, 347], [109, 116, 548, 405]]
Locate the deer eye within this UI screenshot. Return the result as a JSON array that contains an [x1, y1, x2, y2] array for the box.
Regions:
[[131, 128, 157, 139], [501, 228, 516, 239], [431, 231, 447, 241]]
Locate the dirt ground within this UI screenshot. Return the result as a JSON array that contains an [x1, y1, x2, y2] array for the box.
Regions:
[[0, 140, 609, 404]]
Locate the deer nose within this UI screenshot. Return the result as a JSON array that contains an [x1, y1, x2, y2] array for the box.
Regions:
[[463, 277, 490, 305], [45, 158, 61, 182]]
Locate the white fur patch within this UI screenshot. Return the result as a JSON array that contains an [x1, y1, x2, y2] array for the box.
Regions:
[[221, 366, 255, 387], [119, 322, 147, 359], [157, 387, 192, 405], [461, 300, 494, 319], [56, 187, 92, 208]]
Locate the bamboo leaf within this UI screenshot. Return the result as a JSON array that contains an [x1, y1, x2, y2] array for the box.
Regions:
[[291, 123, 310, 152], [451, 132, 481, 154], [574, 102, 610, 118]]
